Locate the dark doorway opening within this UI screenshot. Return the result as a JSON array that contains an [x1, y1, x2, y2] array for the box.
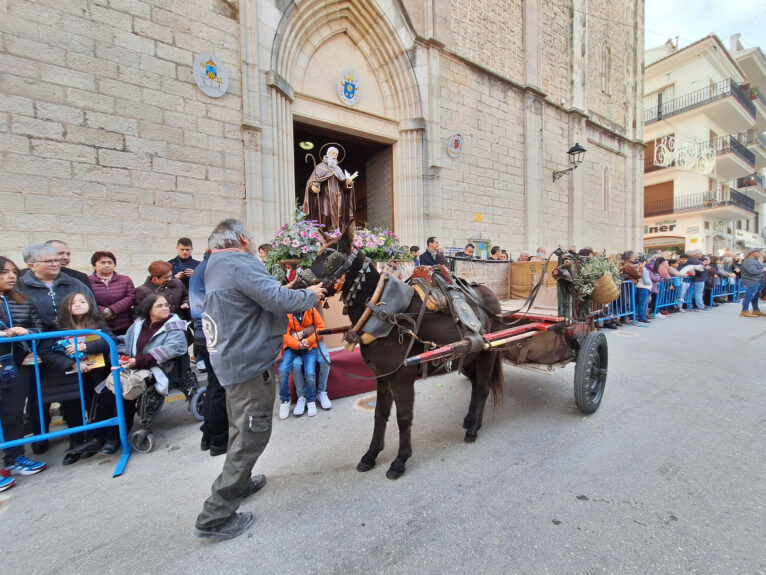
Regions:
[[293, 121, 393, 230]]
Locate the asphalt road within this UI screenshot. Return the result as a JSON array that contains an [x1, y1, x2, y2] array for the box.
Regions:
[[2, 303, 765, 574]]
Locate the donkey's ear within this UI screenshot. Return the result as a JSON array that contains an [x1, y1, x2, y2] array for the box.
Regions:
[[317, 228, 333, 244], [343, 219, 356, 243]]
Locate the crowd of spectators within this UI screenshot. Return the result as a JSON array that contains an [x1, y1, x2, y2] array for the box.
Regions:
[[0, 238, 212, 493], [601, 247, 764, 328], [2, 232, 763, 495]]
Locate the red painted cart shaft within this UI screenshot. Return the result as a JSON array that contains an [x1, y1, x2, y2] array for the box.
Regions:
[[317, 325, 352, 335], [403, 321, 556, 367]]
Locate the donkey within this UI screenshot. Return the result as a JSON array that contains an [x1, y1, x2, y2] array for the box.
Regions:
[[303, 222, 505, 480]]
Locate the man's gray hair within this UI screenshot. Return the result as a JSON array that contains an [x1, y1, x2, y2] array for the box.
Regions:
[[23, 243, 57, 264], [691, 249, 703, 256], [208, 219, 254, 250]]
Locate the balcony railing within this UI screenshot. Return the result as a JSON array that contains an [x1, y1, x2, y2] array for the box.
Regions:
[[644, 188, 756, 217], [712, 134, 756, 165], [740, 129, 766, 148], [736, 173, 766, 189], [644, 79, 756, 124]]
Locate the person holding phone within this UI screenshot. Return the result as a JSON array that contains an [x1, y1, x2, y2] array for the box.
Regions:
[[168, 237, 200, 290]]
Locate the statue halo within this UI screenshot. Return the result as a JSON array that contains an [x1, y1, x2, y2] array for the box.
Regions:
[[319, 142, 346, 164]]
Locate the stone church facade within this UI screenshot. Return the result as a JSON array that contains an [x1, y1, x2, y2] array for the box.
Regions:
[[1, 0, 644, 278]]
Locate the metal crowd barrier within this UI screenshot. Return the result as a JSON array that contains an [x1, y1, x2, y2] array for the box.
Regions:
[[595, 280, 636, 326], [653, 278, 684, 314], [709, 276, 738, 306], [0, 329, 131, 477]]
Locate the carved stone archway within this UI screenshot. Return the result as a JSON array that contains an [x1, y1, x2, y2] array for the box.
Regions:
[[267, 0, 426, 243]]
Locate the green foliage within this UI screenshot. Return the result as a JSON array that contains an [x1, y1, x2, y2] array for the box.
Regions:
[[573, 256, 621, 298]]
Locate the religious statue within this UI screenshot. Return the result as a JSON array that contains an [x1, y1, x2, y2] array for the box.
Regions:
[[303, 145, 358, 230]]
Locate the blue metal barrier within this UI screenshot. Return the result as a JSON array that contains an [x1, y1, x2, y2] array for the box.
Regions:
[[595, 280, 636, 325], [0, 329, 131, 477], [653, 278, 682, 314], [709, 276, 738, 306]]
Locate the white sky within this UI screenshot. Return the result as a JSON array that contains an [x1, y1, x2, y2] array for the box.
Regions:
[[644, 0, 766, 50]]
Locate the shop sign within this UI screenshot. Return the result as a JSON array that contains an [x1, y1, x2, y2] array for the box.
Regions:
[[644, 221, 677, 234]]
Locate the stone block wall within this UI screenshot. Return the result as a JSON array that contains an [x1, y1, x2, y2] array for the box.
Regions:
[[586, 0, 630, 130], [541, 0, 572, 107], [0, 0, 244, 280], [438, 55, 525, 251], [449, 0, 524, 82]]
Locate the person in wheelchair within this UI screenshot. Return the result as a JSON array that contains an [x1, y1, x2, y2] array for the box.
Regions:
[[118, 293, 189, 431]]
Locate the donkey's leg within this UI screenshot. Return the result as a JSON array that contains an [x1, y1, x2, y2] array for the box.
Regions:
[[357, 379, 393, 472], [464, 354, 495, 443], [386, 378, 415, 480], [462, 362, 479, 430]]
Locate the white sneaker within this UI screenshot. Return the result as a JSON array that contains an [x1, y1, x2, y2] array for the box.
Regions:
[[294, 397, 306, 416], [317, 391, 332, 410], [307, 402, 317, 417], [196, 360, 206, 372], [279, 401, 290, 420]]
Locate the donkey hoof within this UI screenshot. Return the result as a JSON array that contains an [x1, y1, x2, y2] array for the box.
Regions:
[[464, 431, 477, 443], [386, 467, 404, 480], [357, 460, 374, 472]]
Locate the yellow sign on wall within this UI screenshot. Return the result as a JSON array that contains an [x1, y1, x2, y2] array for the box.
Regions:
[[474, 213, 482, 223]]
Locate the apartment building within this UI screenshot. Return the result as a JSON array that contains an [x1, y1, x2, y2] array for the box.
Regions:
[[642, 34, 766, 255]]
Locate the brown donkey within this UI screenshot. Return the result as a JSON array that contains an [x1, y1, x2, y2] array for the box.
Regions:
[[304, 222, 504, 480]]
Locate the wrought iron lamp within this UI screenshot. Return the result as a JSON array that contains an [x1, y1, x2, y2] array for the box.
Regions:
[[552, 143, 587, 181]]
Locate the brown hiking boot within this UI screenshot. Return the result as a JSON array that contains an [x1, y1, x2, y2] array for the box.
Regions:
[[740, 311, 758, 317]]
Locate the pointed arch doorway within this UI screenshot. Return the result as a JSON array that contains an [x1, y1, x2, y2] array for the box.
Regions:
[[268, 0, 426, 244], [293, 121, 393, 230]]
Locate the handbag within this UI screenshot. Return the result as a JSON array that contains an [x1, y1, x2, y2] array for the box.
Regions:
[[105, 368, 151, 400], [0, 352, 17, 383]]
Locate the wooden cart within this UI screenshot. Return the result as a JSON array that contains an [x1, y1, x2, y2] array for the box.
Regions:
[[404, 254, 609, 414]]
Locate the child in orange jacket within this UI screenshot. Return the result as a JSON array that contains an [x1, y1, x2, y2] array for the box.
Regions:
[[278, 307, 324, 418]]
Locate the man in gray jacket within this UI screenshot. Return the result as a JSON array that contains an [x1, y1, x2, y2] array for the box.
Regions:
[[194, 219, 326, 540]]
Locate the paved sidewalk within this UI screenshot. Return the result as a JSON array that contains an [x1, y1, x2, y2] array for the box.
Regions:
[[1, 302, 765, 574]]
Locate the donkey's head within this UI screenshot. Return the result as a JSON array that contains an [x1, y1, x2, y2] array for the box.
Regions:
[[293, 220, 361, 295]]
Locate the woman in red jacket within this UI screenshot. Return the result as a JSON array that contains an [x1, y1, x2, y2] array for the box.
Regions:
[[278, 307, 324, 419], [88, 251, 135, 336]]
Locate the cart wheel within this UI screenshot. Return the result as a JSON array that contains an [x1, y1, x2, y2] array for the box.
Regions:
[[191, 386, 207, 422], [573, 331, 608, 414], [130, 429, 154, 453]]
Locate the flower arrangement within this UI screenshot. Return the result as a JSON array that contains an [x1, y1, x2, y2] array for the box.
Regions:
[[353, 227, 410, 261], [263, 208, 325, 273]]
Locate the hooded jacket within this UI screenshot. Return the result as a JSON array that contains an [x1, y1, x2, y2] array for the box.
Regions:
[[283, 308, 325, 351], [123, 314, 188, 394], [17, 271, 94, 330], [202, 249, 317, 387]]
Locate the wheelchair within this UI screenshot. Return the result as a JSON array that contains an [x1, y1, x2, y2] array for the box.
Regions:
[[129, 355, 207, 453]]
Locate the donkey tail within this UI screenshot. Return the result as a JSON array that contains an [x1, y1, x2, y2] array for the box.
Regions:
[[490, 352, 505, 407]]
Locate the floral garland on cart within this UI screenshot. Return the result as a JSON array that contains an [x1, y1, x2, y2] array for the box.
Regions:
[[263, 209, 412, 284]]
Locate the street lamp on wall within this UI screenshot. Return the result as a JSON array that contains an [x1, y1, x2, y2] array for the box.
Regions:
[[552, 143, 587, 182]]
